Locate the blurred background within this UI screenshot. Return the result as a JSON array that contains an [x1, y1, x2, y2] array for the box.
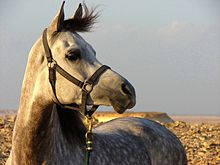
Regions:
[[0, 0, 219, 115]]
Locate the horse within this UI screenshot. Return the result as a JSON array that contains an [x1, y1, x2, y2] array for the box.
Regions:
[[7, 2, 187, 165]]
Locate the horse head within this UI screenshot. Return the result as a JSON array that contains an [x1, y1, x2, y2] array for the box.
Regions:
[[40, 2, 136, 114]]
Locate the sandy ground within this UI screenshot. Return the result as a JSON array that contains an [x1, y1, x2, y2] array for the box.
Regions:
[[0, 113, 219, 165]]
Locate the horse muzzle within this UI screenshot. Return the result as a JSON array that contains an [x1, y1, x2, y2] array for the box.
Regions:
[[111, 80, 136, 114]]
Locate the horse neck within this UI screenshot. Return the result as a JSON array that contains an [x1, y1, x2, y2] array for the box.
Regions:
[[12, 38, 86, 163], [15, 38, 50, 131]]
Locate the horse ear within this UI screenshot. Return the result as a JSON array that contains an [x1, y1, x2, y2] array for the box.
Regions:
[[72, 3, 83, 19], [48, 1, 65, 33]]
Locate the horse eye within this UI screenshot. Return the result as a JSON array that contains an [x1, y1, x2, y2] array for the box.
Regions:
[[65, 49, 81, 61]]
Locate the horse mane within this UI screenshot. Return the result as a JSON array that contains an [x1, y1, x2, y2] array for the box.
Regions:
[[62, 3, 99, 32], [56, 105, 87, 145]]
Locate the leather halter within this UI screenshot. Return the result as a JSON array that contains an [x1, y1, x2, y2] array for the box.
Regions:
[[42, 28, 110, 116]]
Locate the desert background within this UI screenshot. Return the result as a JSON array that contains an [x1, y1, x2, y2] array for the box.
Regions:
[[0, 110, 219, 165]]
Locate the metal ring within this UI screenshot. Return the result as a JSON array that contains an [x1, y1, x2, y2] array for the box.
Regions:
[[47, 60, 57, 69], [82, 81, 93, 93]]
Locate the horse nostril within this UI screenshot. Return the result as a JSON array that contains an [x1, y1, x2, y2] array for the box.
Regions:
[[121, 83, 132, 96]]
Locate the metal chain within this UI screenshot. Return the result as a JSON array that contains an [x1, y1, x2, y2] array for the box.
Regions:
[[85, 116, 93, 165]]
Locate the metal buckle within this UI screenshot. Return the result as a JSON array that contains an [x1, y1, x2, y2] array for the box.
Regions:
[[82, 81, 93, 93], [47, 60, 57, 69]]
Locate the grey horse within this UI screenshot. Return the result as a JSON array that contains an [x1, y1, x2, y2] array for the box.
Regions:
[[6, 2, 187, 165]]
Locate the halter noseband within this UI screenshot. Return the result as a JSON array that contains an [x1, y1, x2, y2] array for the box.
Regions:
[[42, 28, 110, 116]]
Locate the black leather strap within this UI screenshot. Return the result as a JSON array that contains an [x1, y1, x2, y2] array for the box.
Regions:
[[81, 65, 110, 116], [42, 29, 53, 63], [88, 65, 110, 83], [56, 64, 84, 88], [42, 28, 110, 115]]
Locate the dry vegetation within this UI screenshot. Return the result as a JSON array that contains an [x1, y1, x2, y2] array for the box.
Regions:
[[0, 113, 219, 165]]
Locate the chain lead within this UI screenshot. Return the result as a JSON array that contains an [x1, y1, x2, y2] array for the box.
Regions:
[[85, 116, 93, 151], [85, 116, 93, 165]]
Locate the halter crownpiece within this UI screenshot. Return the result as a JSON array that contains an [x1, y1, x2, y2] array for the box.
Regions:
[[42, 28, 110, 116]]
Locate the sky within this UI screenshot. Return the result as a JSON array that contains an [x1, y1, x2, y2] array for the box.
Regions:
[[0, 0, 220, 115]]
